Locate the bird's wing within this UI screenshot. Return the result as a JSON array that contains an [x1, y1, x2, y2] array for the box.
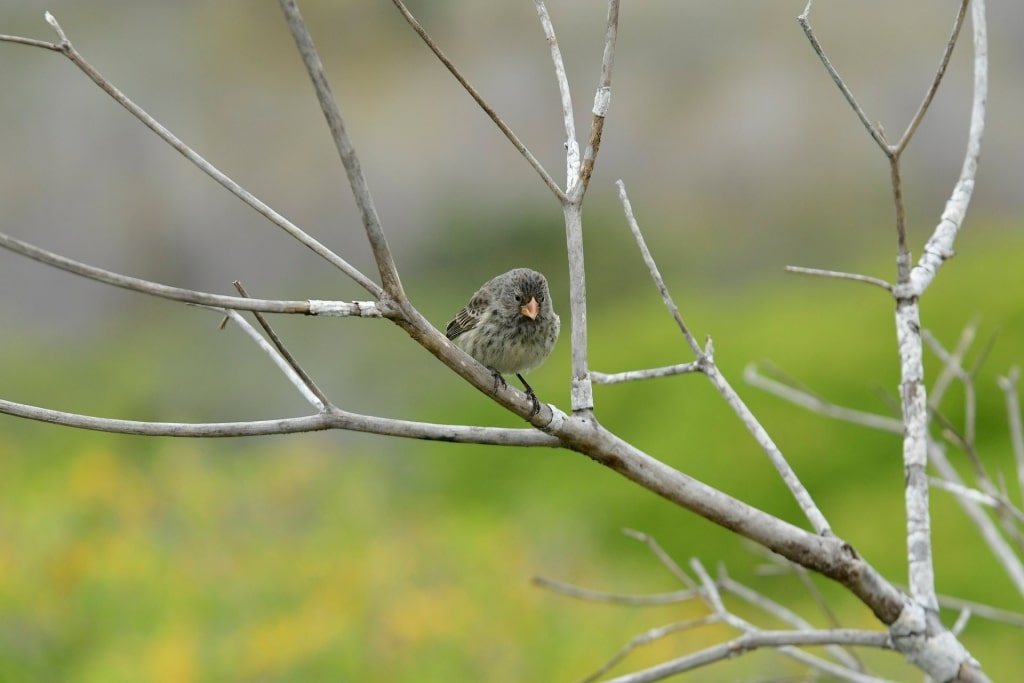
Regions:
[[445, 288, 490, 340]]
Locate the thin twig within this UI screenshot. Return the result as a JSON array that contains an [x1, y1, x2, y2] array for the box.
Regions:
[[600, 628, 894, 683], [232, 281, 332, 408], [720, 572, 866, 673], [0, 34, 62, 50], [0, 230, 354, 315], [894, 0, 971, 154], [575, 0, 618, 195], [277, 0, 403, 299], [622, 528, 697, 589], [951, 608, 972, 637], [928, 319, 980, 408], [578, 617, 719, 683], [592, 363, 702, 385], [391, 0, 564, 201], [929, 478, 1024, 527], [532, 576, 697, 606], [923, 329, 978, 447], [534, 0, 579, 189], [30, 12, 381, 298], [909, 0, 987, 295], [616, 181, 702, 357], [929, 442, 1024, 598], [784, 266, 893, 293], [997, 367, 1024, 507], [617, 181, 830, 534], [932, 591, 1024, 629], [219, 308, 326, 409], [797, 1, 887, 152], [745, 364, 903, 434]]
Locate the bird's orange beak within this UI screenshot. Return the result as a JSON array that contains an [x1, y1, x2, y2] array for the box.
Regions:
[[521, 297, 539, 320]]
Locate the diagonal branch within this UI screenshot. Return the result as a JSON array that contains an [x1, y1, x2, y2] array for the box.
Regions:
[[277, 0, 404, 300], [576, 0, 618, 196], [390, 0, 564, 201], [6, 13, 383, 299], [219, 307, 327, 409], [894, 0, 971, 155], [617, 181, 831, 536], [909, 0, 988, 295], [230, 282, 332, 408], [797, 0, 887, 152]]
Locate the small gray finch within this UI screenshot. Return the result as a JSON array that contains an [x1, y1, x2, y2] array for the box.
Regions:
[[446, 268, 560, 417]]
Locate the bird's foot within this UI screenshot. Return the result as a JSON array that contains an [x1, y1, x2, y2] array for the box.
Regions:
[[517, 373, 542, 418], [487, 367, 508, 393]]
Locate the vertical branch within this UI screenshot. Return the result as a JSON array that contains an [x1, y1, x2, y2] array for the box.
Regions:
[[575, 0, 618, 198], [544, 0, 619, 414], [997, 368, 1024, 507], [562, 201, 593, 413], [897, 0, 988, 613], [801, 0, 988, 617], [277, 0, 405, 300], [895, 298, 936, 610], [533, 0, 579, 188], [910, 0, 988, 294], [889, 158, 911, 285]]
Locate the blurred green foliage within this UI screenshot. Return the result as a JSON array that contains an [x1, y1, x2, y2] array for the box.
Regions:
[[1, 226, 1022, 682]]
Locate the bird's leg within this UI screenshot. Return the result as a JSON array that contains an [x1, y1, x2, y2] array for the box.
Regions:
[[516, 373, 541, 418], [486, 367, 508, 393]]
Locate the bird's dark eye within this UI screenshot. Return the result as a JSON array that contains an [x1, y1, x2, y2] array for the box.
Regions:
[[514, 290, 524, 303]]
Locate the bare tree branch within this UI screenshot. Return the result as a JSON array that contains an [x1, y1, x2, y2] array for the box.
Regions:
[[277, 0, 403, 299], [534, 0, 579, 189], [784, 265, 893, 293], [219, 308, 326, 409], [616, 181, 702, 357], [800, 0, 988, 619], [997, 367, 1024, 506], [550, 0, 620, 414], [575, 0, 618, 196], [621, 528, 697, 589], [0, 230, 389, 317], [909, 0, 988, 294], [230, 283, 332, 408], [390, 0, 565, 201], [745, 363, 903, 434], [592, 363, 701, 385], [0, 4, 1005, 680], [894, 0, 971, 155], [797, 1, 886, 150], [8, 13, 383, 298], [929, 442, 1024, 599], [599, 628, 893, 683], [617, 181, 831, 536], [531, 577, 696, 606], [0, 397, 560, 446], [577, 617, 720, 683]]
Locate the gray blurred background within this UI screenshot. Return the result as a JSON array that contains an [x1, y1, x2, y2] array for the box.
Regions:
[[2, 0, 1021, 324]]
